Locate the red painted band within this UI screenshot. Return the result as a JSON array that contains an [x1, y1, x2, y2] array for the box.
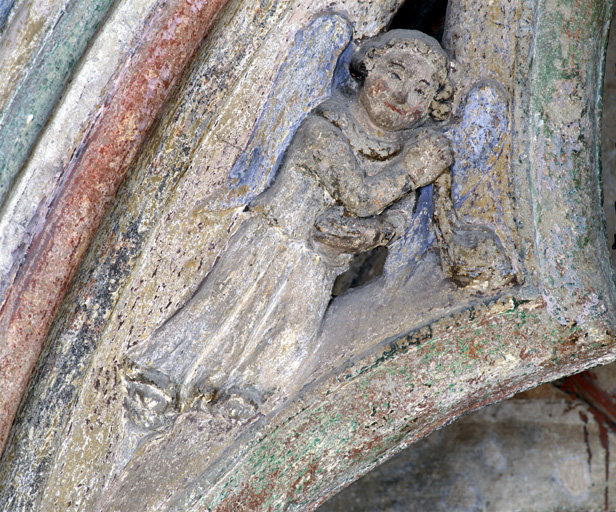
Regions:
[[0, 0, 230, 453]]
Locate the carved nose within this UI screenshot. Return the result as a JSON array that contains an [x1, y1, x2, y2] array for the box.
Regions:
[[393, 90, 408, 104]]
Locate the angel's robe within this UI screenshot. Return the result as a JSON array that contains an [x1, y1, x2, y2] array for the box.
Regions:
[[125, 95, 421, 422]]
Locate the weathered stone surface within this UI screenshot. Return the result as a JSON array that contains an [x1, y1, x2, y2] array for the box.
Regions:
[[321, 17, 616, 511], [603, 10, 616, 270], [0, 0, 68, 115], [0, 2, 407, 510], [0, 0, 117, 206], [0, 0, 157, 297], [525, 0, 615, 325], [0, 0, 615, 510], [0, 0, 231, 457], [123, 28, 469, 446], [320, 384, 616, 512]]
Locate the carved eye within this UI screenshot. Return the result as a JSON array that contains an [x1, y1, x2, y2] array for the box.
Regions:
[[415, 88, 426, 96], [389, 71, 402, 80]]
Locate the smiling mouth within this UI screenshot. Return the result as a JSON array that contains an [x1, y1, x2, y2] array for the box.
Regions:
[[385, 102, 406, 115]]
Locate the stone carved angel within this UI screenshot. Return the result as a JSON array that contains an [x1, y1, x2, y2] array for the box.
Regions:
[[123, 29, 509, 432]]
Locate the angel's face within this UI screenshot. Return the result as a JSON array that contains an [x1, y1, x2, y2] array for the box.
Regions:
[[359, 50, 440, 132]]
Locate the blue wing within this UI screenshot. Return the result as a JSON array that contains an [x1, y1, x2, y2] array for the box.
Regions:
[[384, 81, 509, 281], [206, 14, 353, 211], [445, 81, 509, 209]]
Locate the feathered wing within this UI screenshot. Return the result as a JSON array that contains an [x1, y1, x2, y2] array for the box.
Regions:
[[433, 81, 518, 287], [206, 14, 353, 211], [383, 81, 510, 283], [445, 81, 509, 210]]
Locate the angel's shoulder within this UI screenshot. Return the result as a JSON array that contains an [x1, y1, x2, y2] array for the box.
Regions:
[[292, 109, 349, 156]]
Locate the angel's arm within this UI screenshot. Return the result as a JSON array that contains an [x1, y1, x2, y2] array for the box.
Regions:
[[297, 116, 451, 217]]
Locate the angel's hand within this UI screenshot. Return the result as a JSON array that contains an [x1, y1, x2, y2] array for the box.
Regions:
[[312, 208, 395, 254], [403, 129, 453, 188]]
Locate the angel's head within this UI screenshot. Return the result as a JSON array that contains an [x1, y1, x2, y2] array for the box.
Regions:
[[350, 30, 453, 131]]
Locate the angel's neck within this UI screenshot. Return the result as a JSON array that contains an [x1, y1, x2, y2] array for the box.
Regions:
[[350, 98, 402, 143]]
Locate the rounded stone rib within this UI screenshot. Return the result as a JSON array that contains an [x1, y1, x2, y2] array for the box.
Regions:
[[0, 0, 68, 115], [0, 0, 16, 33], [0, 0, 230, 454], [0, 0, 161, 300], [0, 0, 117, 207]]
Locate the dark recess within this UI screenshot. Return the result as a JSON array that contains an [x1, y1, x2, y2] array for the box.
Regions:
[[331, 246, 388, 297], [388, 0, 449, 41]]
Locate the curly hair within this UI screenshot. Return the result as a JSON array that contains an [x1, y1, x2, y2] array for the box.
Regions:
[[350, 30, 454, 122]]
